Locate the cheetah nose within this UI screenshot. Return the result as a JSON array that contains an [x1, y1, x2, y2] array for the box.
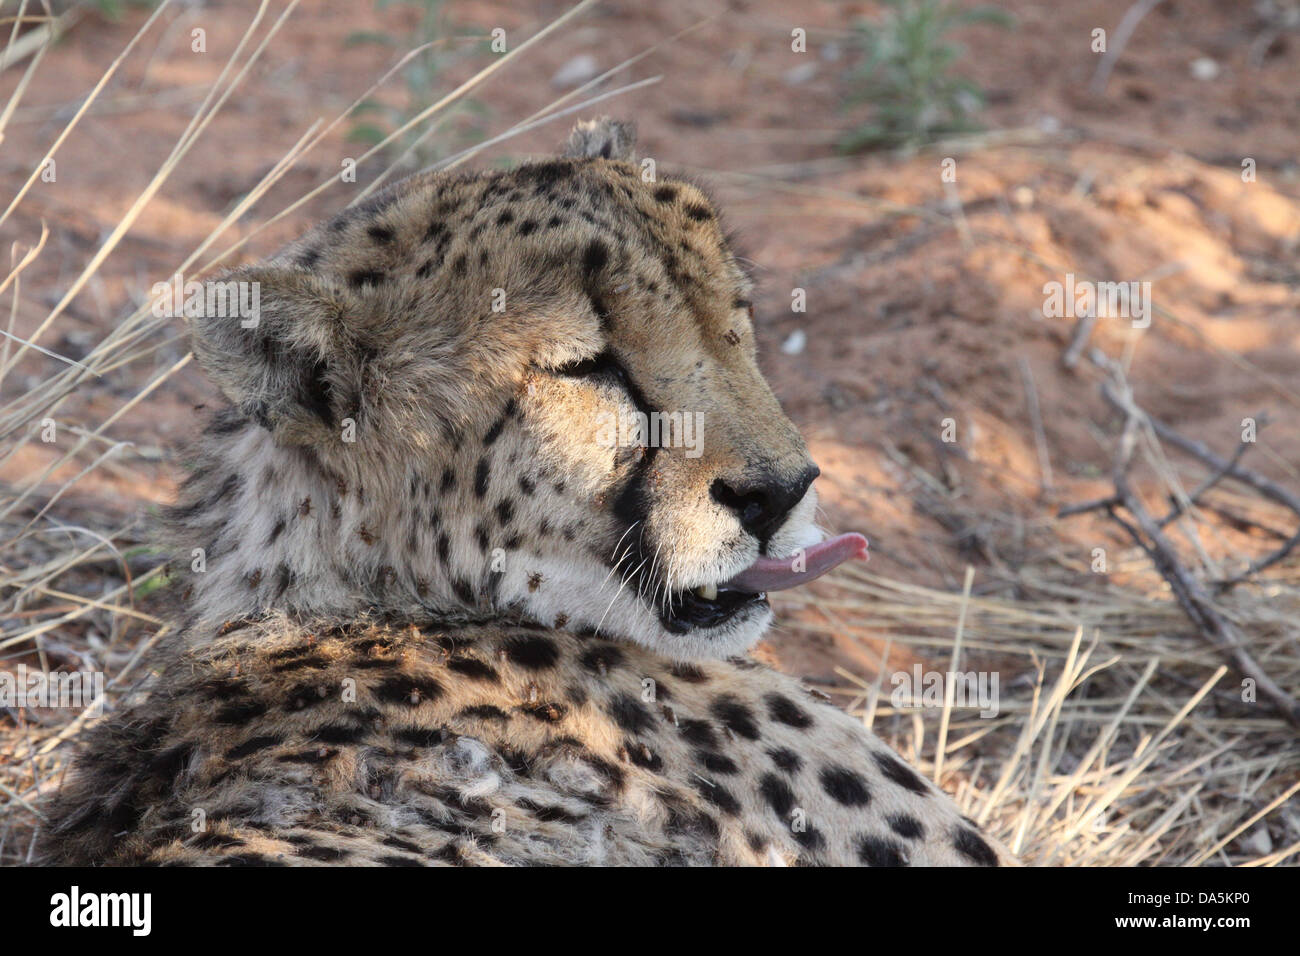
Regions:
[[710, 464, 819, 543]]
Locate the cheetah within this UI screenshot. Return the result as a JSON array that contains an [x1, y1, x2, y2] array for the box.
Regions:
[[39, 119, 1013, 867]]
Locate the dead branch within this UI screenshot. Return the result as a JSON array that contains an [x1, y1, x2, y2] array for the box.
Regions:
[[1089, 0, 1169, 95], [1097, 382, 1300, 586], [1065, 373, 1300, 726]]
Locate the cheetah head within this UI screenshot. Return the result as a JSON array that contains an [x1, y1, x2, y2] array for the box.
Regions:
[[187, 119, 865, 659]]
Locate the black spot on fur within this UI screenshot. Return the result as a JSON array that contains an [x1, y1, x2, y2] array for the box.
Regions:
[[767, 746, 802, 775], [528, 159, 578, 185], [517, 798, 584, 824], [664, 804, 721, 842], [456, 704, 510, 721], [347, 269, 386, 288], [625, 739, 663, 771], [693, 778, 741, 815], [214, 472, 242, 503], [874, 750, 930, 796], [379, 854, 424, 866], [859, 835, 908, 867], [888, 814, 925, 840], [483, 415, 507, 446], [582, 239, 609, 278], [710, 696, 760, 740], [669, 662, 708, 683], [314, 724, 367, 745], [697, 751, 740, 775], [520, 700, 567, 722], [759, 772, 795, 816], [819, 766, 871, 807], [504, 634, 560, 670], [217, 853, 286, 867], [429, 844, 469, 866], [452, 578, 475, 605], [793, 825, 826, 852], [394, 727, 443, 747], [188, 831, 247, 850], [608, 693, 654, 734], [284, 681, 330, 708], [271, 654, 328, 673], [654, 185, 678, 202], [367, 224, 395, 243], [679, 719, 719, 749], [224, 735, 282, 759], [382, 836, 424, 853], [147, 742, 193, 779], [375, 676, 443, 707], [765, 693, 813, 729], [474, 458, 490, 497], [448, 657, 499, 682], [953, 827, 999, 866], [272, 563, 293, 600], [518, 475, 535, 496], [684, 203, 712, 222], [215, 700, 267, 725], [495, 500, 513, 526], [277, 748, 337, 764], [496, 210, 514, 226], [203, 676, 252, 700], [580, 645, 624, 674], [518, 219, 538, 236], [297, 844, 350, 862]]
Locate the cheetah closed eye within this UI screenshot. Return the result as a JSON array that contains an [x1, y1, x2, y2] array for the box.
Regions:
[[39, 118, 1014, 868]]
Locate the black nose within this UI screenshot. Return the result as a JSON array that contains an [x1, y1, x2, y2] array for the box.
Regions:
[[711, 464, 820, 543]]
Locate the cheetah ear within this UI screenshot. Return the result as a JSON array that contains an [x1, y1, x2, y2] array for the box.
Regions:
[[189, 265, 361, 446], [563, 116, 637, 162]]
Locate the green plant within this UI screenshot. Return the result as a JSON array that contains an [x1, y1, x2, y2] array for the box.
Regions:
[[79, 0, 159, 21], [841, 0, 1014, 152], [345, 0, 491, 170]]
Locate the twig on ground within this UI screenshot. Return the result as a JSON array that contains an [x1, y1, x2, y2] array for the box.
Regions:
[[1061, 312, 1098, 369], [1089, 0, 1168, 95], [1018, 356, 1054, 495], [1063, 369, 1300, 725]]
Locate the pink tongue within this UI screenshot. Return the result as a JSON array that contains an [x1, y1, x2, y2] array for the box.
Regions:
[[723, 532, 868, 593]]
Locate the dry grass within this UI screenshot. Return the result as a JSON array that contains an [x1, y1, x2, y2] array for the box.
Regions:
[[2, 1, 1297, 867], [776, 553, 1300, 866]]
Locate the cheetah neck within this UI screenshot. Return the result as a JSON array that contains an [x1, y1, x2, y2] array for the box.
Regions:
[[168, 417, 499, 629]]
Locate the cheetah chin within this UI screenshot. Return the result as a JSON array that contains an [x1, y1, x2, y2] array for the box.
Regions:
[[528, 520, 870, 663]]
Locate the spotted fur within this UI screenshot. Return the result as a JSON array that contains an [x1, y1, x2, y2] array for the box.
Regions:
[[41, 616, 1007, 866]]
